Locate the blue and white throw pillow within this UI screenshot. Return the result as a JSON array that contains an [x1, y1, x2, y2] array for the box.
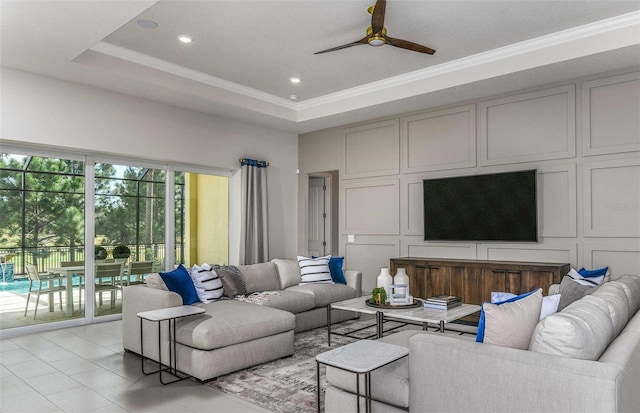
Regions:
[[567, 267, 607, 286], [297, 255, 334, 284], [190, 263, 224, 303]]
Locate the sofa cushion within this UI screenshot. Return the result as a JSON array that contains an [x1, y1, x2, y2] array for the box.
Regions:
[[257, 290, 316, 314], [237, 262, 281, 293], [326, 330, 423, 408], [175, 300, 295, 351], [286, 283, 356, 307], [591, 281, 630, 337], [611, 275, 640, 315], [529, 295, 614, 360], [625, 311, 640, 334], [272, 258, 301, 289]]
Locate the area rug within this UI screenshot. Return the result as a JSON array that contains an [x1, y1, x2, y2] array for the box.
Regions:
[[207, 320, 387, 413]]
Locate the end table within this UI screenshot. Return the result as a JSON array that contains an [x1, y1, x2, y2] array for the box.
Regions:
[[137, 305, 206, 385]]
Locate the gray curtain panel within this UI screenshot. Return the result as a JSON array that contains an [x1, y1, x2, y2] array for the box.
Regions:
[[240, 159, 268, 264]]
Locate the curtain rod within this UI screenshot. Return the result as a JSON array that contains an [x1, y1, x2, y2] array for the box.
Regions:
[[239, 158, 269, 166]]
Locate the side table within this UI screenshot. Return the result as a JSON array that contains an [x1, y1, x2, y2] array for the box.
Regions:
[[316, 340, 408, 413], [137, 305, 206, 385]]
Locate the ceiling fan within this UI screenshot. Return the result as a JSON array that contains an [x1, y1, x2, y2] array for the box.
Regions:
[[314, 0, 435, 55]]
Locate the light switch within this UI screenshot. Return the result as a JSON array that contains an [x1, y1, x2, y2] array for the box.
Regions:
[[347, 235, 355, 243]]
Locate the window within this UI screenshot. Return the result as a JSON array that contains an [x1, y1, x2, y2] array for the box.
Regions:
[[0, 150, 229, 332]]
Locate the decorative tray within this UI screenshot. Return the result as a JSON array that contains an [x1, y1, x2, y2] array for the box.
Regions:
[[365, 299, 423, 309]]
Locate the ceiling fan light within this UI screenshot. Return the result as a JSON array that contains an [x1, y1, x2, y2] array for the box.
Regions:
[[368, 36, 385, 46]]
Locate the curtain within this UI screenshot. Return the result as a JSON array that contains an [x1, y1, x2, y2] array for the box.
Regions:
[[239, 158, 268, 264]]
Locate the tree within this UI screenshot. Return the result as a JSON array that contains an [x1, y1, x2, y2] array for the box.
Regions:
[[0, 154, 85, 270]]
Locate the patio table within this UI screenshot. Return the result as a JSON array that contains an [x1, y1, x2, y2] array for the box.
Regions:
[[48, 266, 84, 316]]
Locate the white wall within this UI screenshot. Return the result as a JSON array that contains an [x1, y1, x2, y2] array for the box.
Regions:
[[299, 69, 640, 293], [1, 68, 299, 261]]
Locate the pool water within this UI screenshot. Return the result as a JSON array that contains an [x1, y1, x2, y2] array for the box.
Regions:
[[0, 275, 128, 294]]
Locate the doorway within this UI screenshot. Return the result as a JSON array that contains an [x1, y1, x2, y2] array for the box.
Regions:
[[307, 172, 338, 257]]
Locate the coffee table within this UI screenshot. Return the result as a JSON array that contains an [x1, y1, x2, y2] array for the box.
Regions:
[[316, 340, 408, 413], [327, 295, 481, 345]]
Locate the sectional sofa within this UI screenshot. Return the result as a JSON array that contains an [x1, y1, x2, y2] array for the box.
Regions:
[[122, 258, 362, 381], [324, 273, 640, 413]]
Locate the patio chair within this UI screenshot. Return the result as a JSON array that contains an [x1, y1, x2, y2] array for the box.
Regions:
[[95, 262, 124, 309], [24, 265, 65, 319], [125, 260, 154, 286]]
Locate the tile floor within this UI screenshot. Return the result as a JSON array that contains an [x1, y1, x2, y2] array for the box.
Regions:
[[0, 320, 271, 413]]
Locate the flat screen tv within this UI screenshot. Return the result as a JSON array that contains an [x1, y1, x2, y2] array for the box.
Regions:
[[423, 170, 538, 242]]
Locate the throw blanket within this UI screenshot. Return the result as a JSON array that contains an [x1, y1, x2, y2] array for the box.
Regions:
[[235, 291, 280, 304]]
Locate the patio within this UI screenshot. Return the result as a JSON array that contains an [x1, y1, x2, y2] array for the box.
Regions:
[[0, 280, 121, 330]]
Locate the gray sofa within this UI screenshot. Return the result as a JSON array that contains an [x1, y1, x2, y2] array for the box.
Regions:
[[122, 258, 361, 382], [325, 273, 640, 413]]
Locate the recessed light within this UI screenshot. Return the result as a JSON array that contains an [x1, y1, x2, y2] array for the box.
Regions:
[[289, 95, 298, 101], [136, 19, 158, 29], [178, 35, 193, 44], [289, 77, 301, 84]]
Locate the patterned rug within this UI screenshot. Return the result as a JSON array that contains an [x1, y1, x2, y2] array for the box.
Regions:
[[207, 320, 383, 413]]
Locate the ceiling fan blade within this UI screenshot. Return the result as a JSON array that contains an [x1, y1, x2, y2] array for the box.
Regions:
[[371, 0, 387, 34], [385, 36, 436, 55], [314, 36, 369, 55]]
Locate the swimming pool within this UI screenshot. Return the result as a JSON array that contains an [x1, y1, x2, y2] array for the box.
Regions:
[[1, 275, 86, 294]]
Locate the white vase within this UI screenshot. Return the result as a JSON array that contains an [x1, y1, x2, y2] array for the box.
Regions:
[[376, 267, 393, 300], [393, 268, 410, 303]]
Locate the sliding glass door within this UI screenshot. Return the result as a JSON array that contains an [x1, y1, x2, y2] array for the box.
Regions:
[[0, 147, 230, 334], [0, 152, 85, 328], [94, 163, 166, 317]]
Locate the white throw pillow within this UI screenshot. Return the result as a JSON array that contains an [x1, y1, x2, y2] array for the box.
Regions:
[[483, 289, 543, 350], [492, 291, 561, 320], [539, 294, 561, 320], [297, 255, 333, 284], [190, 264, 224, 303]]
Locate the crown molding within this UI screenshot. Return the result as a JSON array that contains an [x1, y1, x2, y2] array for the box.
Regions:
[[89, 11, 639, 123]]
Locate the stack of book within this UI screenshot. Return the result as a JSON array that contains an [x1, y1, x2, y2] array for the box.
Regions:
[[424, 295, 462, 310]]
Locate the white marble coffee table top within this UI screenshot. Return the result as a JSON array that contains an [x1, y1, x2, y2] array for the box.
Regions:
[[315, 340, 408, 373], [137, 305, 205, 321], [331, 295, 480, 325]]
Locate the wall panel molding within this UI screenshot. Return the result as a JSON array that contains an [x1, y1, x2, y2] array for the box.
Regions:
[[582, 239, 640, 276], [478, 241, 578, 267], [343, 119, 400, 179], [582, 72, 640, 156], [342, 179, 400, 235], [401, 237, 477, 260], [538, 164, 577, 238], [344, 240, 401, 293], [479, 85, 576, 166], [401, 104, 476, 173], [583, 158, 640, 238]]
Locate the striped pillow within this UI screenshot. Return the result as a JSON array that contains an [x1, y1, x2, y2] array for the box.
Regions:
[[190, 264, 224, 303], [297, 255, 334, 285]]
